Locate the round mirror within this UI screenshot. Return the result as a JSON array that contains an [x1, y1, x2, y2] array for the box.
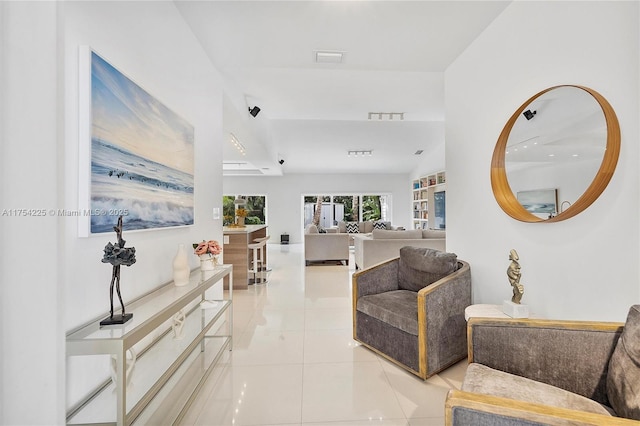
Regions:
[[491, 85, 620, 223]]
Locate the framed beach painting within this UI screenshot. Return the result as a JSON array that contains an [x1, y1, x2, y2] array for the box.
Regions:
[[516, 188, 558, 215], [79, 47, 194, 236]]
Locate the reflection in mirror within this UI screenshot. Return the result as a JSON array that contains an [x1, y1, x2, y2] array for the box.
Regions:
[[506, 86, 606, 219], [491, 85, 620, 223]]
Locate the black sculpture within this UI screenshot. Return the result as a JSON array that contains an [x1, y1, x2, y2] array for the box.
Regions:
[[100, 215, 136, 326]]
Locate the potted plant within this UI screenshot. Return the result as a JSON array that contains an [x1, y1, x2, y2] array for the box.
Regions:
[[235, 208, 248, 226]]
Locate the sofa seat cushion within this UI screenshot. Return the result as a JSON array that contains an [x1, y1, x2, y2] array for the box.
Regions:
[[357, 290, 417, 335], [607, 304, 640, 420], [463, 363, 614, 417], [398, 247, 458, 292]]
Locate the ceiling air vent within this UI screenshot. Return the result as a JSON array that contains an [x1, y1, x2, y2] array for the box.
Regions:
[[414, 150, 424, 155], [315, 51, 344, 64]]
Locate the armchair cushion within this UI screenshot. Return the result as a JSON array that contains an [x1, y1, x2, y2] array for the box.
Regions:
[[463, 363, 614, 417], [607, 305, 640, 420], [357, 289, 418, 335], [398, 246, 458, 292]]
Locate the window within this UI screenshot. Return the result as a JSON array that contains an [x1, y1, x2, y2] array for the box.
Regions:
[[303, 194, 390, 228], [223, 195, 266, 225]]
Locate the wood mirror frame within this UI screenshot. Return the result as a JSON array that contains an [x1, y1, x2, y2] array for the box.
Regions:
[[491, 85, 620, 223]]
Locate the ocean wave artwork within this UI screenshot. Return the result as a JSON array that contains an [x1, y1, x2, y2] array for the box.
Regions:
[[90, 51, 194, 233]]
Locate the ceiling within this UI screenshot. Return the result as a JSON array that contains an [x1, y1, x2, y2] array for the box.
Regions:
[[175, 1, 511, 175]]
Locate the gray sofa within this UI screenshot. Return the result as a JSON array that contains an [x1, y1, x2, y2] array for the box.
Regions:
[[353, 247, 471, 379], [445, 305, 640, 425], [304, 224, 350, 265], [353, 228, 446, 269]]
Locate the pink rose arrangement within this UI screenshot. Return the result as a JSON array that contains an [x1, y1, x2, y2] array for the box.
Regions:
[[193, 240, 222, 256]]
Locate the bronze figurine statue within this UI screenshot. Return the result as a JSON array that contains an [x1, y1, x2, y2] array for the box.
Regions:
[[507, 249, 524, 304], [100, 215, 136, 326]]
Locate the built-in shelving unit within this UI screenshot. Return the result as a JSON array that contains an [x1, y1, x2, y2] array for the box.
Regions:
[[412, 171, 446, 230], [66, 265, 232, 426]]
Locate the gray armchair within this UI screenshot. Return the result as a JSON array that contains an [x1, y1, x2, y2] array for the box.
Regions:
[[445, 304, 640, 425], [352, 246, 471, 379]]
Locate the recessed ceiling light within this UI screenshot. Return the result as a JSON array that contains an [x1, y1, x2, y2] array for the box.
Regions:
[[348, 150, 372, 157], [315, 51, 344, 64], [368, 112, 404, 121]]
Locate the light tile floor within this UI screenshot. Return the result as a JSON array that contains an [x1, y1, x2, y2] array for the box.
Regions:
[[180, 243, 467, 426]]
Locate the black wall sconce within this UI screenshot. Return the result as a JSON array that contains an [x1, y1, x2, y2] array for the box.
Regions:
[[523, 109, 537, 120], [248, 106, 261, 117]]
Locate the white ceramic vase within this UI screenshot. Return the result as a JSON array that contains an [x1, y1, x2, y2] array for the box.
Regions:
[[200, 254, 215, 271], [173, 244, 190, 286]]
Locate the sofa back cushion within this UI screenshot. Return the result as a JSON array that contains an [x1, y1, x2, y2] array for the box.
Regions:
[[372, 229, 422, 240], [398, 246, 458, 292], [607, 304, 640, 420], [305, 224, 319, 234], [422, 229, 446, 239], [361, 221, 374, 233]]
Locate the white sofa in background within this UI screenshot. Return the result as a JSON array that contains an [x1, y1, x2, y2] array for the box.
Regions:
[[353, 228, 446, 270], [304, 224, 350, 266]]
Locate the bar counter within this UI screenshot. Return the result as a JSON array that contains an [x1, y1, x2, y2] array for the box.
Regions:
[[223, 224, 268, 289]]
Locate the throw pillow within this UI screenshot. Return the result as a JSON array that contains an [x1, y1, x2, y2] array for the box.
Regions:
[[317, 224, 327, 233], [345, 222, 360, 233], [398, 246, 458, 292], [305, 224, 319, 234], [373, 221, 387, 230], [607, 304, 640, 420]]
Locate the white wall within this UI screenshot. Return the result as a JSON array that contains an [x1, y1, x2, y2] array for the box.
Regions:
[[1, 2, 62, 424], [2, 1, 225, 424], [445, 1, 640, 321], [224, 173, 410, 244], [411, 125, 445, 180]]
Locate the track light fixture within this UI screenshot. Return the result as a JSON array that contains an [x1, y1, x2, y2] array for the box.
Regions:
[[523, 109, 537, 120], [248, 106, 261, 117]]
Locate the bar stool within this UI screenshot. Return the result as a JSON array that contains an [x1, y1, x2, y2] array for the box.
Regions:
[[248, 240, 265, 285], [253, 235, 271, 277]]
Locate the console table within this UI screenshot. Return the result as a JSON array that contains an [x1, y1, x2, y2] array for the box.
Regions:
[[66, 265, 232, 425]]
